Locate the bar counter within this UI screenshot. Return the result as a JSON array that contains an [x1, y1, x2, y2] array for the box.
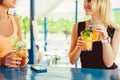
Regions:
[[0, 65, 119, 80]]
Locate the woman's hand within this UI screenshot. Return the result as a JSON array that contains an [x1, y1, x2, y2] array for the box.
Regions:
[[93, 24, 109, 39], [1, 52, 22, 68], [76, 36, 84, 50]]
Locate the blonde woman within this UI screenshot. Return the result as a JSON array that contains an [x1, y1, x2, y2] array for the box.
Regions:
[[0, 0, 28, 68], [69, 0, 120, 69]]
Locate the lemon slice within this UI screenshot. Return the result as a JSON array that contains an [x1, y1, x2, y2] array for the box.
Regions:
[[81, 30, 99, 42], [91, 30, 99, 42]]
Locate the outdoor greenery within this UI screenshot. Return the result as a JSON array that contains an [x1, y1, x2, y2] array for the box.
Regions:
[[114, 11, 120, 25], [36, 11, 120, 34], [37, 18, 74, 34], [18, 16, 30, 39], [18, 11, 120, 38]]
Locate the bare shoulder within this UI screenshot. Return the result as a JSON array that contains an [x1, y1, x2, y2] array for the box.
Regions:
[[13, 16, 21, 30], [73, 23, 78, 29], [72, 23, 78, 34], [70, 23, 78, 42], [13, 15, 22, 39]]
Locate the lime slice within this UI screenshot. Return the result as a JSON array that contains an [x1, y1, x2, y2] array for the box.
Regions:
[[11, 37, 18, 49], [82, 30, 92, 37], [16, 40, 27, 47], [11, 37, 27, 50], [11, 37, 17, 45]]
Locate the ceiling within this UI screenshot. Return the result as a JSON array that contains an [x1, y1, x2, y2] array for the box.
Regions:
[[14, 0, 120, 20]]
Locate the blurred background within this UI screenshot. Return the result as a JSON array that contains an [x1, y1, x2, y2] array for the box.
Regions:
[[10, 0, 120, 68]]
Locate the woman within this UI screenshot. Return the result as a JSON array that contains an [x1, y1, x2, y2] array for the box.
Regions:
[[69, 0, 120, 69], [35, 45, 41, 64], [0, 0, 27, 68]]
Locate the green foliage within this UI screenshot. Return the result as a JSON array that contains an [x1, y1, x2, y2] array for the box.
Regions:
[[114, 11, 120, 25], [17, 11, 120, 35], [17, 16, 30, 39], [36, 19, 44, 33], [37, 18, 74, 34]]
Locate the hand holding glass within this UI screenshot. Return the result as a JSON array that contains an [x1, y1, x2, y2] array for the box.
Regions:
[[11, 38, 27, 67]]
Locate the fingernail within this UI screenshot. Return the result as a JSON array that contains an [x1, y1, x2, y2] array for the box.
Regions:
[[19, 58, 22, 60], [19, 62, 21, 64]]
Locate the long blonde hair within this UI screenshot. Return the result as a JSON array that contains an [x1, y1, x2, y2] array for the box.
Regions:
[[91, 0, 119, 29]]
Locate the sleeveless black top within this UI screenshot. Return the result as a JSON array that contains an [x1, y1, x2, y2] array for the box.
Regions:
[[78, 22, 118, 69]]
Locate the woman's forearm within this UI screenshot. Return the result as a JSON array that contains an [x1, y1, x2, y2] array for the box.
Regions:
[[69, 47, 81, 64], [102, 43, 116, 67]]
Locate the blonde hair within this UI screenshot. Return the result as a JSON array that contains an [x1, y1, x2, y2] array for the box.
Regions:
[[91, 0, 119, 29]]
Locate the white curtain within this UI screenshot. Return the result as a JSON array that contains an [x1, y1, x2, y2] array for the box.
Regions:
[[15, 0, 64, 19], [35, 0, 65, 19], [15, 0, 120, 19]]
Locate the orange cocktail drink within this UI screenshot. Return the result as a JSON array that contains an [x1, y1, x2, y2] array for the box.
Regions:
[[81, 29, 99, 51], [11, 37, 27, 67], [14, 49, 27, 66]]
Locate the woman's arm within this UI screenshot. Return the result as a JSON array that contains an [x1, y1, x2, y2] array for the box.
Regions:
[[14, 16, 22, 40], [69, 24, 82, 64], [37, 52, 42, 63], [0, 52, 22, 67], [102, 29, 120, 67]]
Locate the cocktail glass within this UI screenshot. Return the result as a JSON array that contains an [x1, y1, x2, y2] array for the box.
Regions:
[[11, 38, 27, 67], [15, 47, 28, 67], [81, 30, 93, 51]]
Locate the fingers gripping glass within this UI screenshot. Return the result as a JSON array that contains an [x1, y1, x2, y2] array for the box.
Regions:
[[11, 37, 28, 67]]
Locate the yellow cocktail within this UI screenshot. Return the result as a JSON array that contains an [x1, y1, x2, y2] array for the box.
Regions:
[[81, 30, 99, 51]]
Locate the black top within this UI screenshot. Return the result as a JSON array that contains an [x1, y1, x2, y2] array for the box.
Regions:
[[78, 22, 118, 69]]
